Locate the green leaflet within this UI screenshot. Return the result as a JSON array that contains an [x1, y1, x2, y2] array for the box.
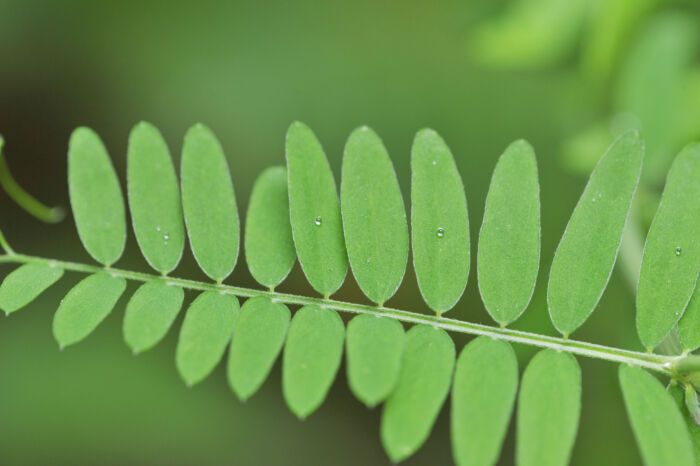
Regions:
[[285, 122, 348, 296], [227, 296, 290, 401], [381, 324, 455, 463], [548, 131, 643, 336], [341, 126, 408, 305], [679, 285, 700, 352], [127, 121, 185, 274], [637, 143, 700, 349], [244, 166, 296, 288], [282, 304, 344, 419], [175, 291, 239, 386], [0, 263, 63, 314], [669, 384, 700, 462], [345, 314, 405, 407], [478, 140, 540, 325], [181, 124, 240, 282], [619, 365, 695, 466], [411, 129, 470, 313], [123, 280, 184, 354], [451, 336, 518, 466], [68, 127, 126, 266], [52, 272, 126, 348], [516, 349, 581, 466]]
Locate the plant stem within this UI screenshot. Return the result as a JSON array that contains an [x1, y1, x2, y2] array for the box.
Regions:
[[0, 252, 693, 376], [0, 136, 65, 223], [0, 229, 14, 254]]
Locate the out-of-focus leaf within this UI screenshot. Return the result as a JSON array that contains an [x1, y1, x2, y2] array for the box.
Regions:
[[580, 0, 660, 82], [637, 143, 700, 349], [451, 336, 518, 466], [175, 291, 239, 386], [127, 121, 185, 274], [619, 365, 694, 466], [53, 272, 126, 348], [244, 166, 295, 289], [341, 126, 408, 305], [68, 127, 126, 266], [282, 305, 344, 419], [181, 124, 239, 281], [381, 324, 455, 463], [516, 349, 581, 466], [345, 314, 405, 407], [123, 279, 184, 354], [616, 13, 698, 184], [285, 122, 348, 296], [227, 296, 290, 401], [478, 139, 539, 325], [548, 131, 643, 336], [411, 128, 470, 314], [0, 263, 63, 314], [468, 0, 588, 68]]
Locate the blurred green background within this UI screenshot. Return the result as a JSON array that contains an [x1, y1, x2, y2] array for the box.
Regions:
[[0, 0, 698, 464]]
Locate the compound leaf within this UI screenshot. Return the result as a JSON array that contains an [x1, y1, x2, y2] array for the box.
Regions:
[[282, 304, 344, 418], [244, 166, 296, 288], [68, 127, 126, 266], [127, 121, 185, 274], [637, 143, 700, 349], [381, 324, 455, 463], [53, 272, 126, 348], [516, 349, 581, 466], [619, 365, 694, 466], [175, 291, 239, 386], [451, 336, 518, 466], [342, 126, 408, 305], [346, 314, 405, 407], [181, 124, 239, 281], [0, 263, 63, 314], [548, 131, 643, 336], [478, 139, 540, 325], [286, 122, 348, 296], [679, 285, 700, 352], [227, 296, 290, 401], [411, 128, 470, 314], [123, 279, 184, 354]]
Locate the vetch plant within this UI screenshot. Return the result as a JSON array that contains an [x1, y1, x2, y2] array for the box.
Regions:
[[0, 122, 698, 465]]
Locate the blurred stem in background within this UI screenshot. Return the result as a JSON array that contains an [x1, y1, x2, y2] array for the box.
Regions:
[[0, 135, 65, 224]]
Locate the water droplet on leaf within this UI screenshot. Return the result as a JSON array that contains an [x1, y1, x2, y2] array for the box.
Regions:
[[675, 246, 682, 256], [436, 227, 445, 238], [314, 216, 322, 226]]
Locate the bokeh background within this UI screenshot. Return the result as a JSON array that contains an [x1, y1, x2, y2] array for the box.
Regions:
[[1, 0, 699, 464]]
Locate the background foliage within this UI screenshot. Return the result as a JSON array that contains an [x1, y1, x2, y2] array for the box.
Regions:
[[0, 0, 699, 464]]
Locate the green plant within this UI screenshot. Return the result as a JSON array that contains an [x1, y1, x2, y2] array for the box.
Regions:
[[0, 122, 698, 465]]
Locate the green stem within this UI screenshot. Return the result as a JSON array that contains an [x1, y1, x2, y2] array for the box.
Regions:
[[673, 356, 700, 374], [0, 229, 14, 254], [0, 135, 65, 223], [0, 252, 691, 376]]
